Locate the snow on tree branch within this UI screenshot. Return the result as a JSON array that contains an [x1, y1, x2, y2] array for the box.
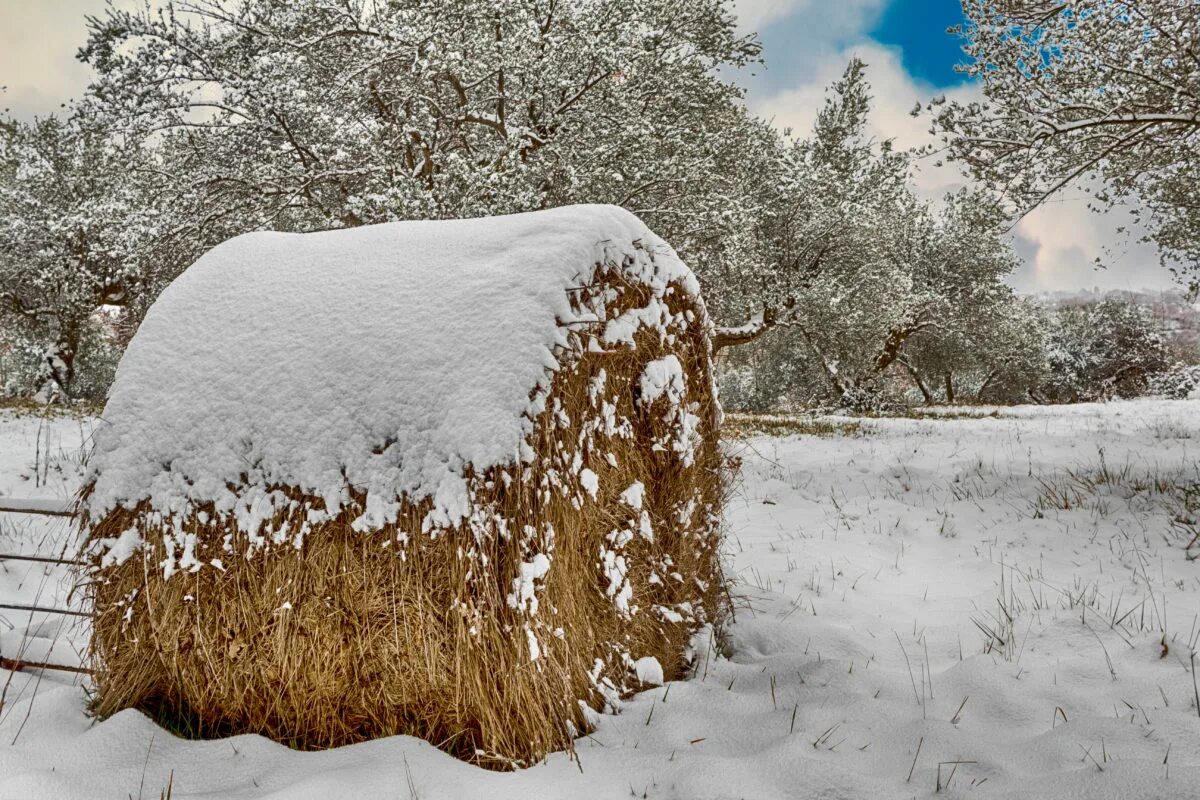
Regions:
[[929, 0, 1199, 277]]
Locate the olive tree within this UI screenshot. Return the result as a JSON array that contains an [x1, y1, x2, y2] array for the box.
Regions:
[[0, 114, 174, 401], [930, 0, 1199, 278]]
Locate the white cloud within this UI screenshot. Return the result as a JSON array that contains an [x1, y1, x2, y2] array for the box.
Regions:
[[1011, 195, 1173, 293], [0, 0, 163, 120], [748, 41, 972, 198], [729, 0, 885, 35], [728, 0, 807, 30], [0, 0, 109, 119]]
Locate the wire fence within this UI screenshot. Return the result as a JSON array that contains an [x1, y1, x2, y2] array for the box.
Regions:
[[0, 503, 92, 676]]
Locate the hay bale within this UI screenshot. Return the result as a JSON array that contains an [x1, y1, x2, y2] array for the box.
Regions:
[[81, 204, 725, 766]]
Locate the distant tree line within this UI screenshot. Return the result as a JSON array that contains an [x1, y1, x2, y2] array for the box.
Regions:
[[719, 292, 1192, 411], [0, 0, 1195, 408]]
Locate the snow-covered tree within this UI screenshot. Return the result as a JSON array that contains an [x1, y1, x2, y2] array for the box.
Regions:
[[901, 294, 1048, 404], [711, 58, 909, 344], [715, 60, 1026, 409], [1149, 361, 1200, 400], [793, 188, 1025, 408], [1042, 297, 1169, 401], [930, 0, 1200, 278], [80, 0, 775, 305], [0, 114, 174, 401]]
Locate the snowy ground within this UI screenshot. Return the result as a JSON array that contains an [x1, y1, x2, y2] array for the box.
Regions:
[[2, 400, 1200, 799]]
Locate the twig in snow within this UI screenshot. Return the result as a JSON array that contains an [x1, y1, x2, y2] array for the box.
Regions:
[[950, 696, 969, 725], [1191, 650, 1200, 719], [906, 737, 924, 783], [894, 631, 924, 717], [0, 656, 92, 675]]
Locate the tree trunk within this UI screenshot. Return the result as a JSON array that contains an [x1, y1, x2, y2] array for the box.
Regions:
[[943, 373, 955, 404], [797, 325, 847, 397], [33, 326, 77, 405], [976, 368, 1000, 401], [899, 359, 933, 404], [872, 312, 933, 375]]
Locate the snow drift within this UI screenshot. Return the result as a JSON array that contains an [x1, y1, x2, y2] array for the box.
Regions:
[[81, 204, 726, 766]]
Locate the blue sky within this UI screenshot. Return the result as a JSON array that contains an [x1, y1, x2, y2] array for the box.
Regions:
[[868, 0, 969, 87], [744, 0, 971, 95]]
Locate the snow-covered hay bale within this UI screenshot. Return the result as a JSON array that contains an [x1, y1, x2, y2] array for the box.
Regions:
[[81, 205, 724, 766]]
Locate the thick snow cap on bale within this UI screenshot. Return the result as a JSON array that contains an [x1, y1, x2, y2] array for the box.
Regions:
[[85, 204, 702, 540], [84, 204, 724, 765]]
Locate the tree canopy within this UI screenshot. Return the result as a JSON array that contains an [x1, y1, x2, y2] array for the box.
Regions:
[[931, 0, 1199, 279], [81, 0, 775, 305]]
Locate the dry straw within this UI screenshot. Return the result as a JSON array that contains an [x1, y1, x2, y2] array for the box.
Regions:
[[82, 260, 726, 768]]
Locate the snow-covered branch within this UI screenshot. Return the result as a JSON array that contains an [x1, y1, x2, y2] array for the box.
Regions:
[[712, 307, 777, 353]]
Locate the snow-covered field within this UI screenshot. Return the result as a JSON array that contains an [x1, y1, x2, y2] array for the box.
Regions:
[[2, 400, 1200, 799]]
